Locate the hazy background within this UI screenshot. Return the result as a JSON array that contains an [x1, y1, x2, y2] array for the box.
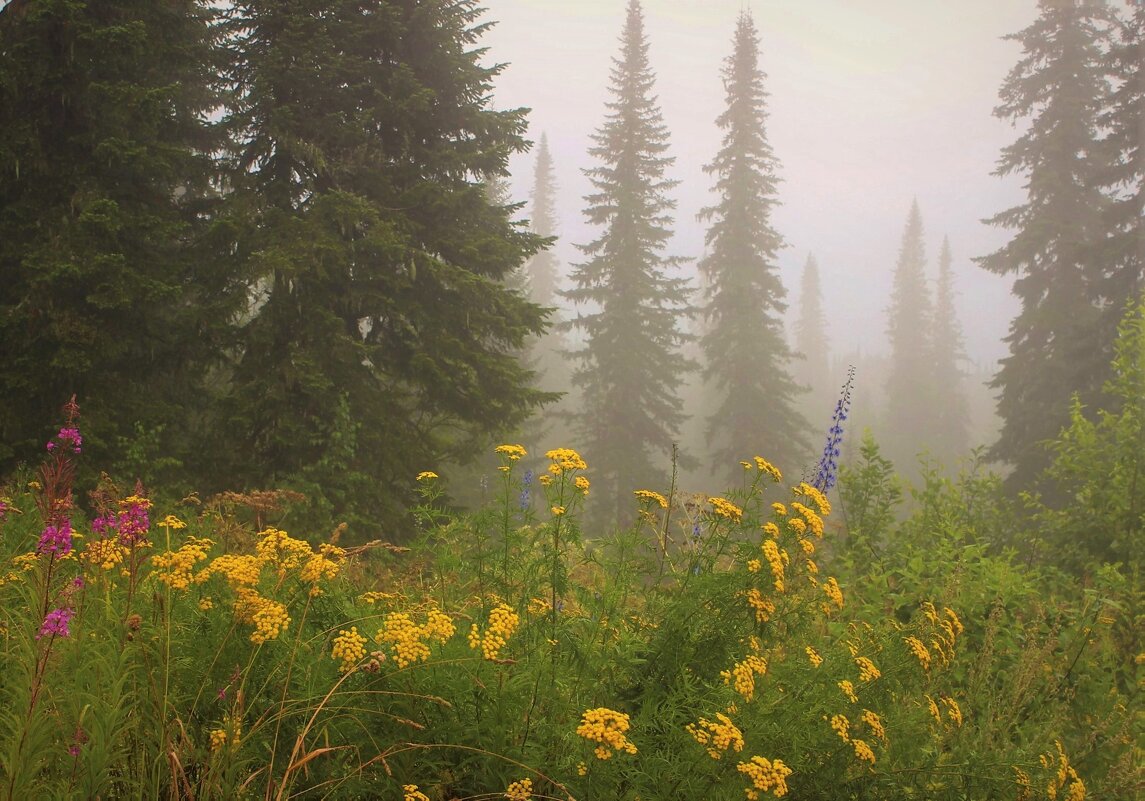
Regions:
[[481, 0, 1038, 370]]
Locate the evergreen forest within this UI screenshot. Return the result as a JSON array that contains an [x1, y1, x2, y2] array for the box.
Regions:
[[0, 1, 1141, 798]]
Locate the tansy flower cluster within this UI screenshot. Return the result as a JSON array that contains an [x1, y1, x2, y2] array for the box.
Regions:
[[822, 577, 844, 611], [905, 636, 931, 671], [745, 588, 775, 623], [761, 539, 786, 592], [634, 489, 668, 509], [403, 785, 430, 801], [576, 707, 637, 760], [855, 655, 881, 682], [505, 777, 533, 800], [709, 496, 743, 523], [545, 448, 587, 473], [495, 444, 527, 461], [751, 456, 783, 484], [151, 536, 213, 590], [379, 609, 455, 668], [235, 589, 291, 644], [805, 646, 823, 667], [722, 654, 768, 702], [737, 755, 791, 799], [331, 627, 368, 672], [686, 712, 745, 760], [468, 603, 519, 660], [1041, 741, 1086, 801]]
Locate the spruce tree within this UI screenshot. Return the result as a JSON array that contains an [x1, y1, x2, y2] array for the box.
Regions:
[[794, 253, 831, 408], [930, 236, 971, 464], [221, 0, 553, 531], [1099, 2, 1144, 340], [979, 0, 1116, 490], [884, 200, 934, 473], [0, 0, 237, 479], [698, 10, 806, 480], [527, 133, 561, 310], [564, 0, 693, 520]]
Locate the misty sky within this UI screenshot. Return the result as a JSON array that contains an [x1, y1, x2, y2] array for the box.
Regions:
[[482, 0, 1042, 369]]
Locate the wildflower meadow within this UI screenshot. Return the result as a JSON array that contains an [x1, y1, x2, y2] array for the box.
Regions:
[[0, 367, 1141, 799]]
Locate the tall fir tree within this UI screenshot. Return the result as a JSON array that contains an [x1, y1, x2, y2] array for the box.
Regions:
[[0, 0, 239, 481], [526, 133, 561, 310], [978, 0, 1116, 490], [564, 0, 693, 521], [1099, 2, 1144, 337], [884, 200, 934, 473], [220, 0, 553, 532], [699, 10, 806, 481], [794, 253, 831, 409], [930, 236, 971, 464]]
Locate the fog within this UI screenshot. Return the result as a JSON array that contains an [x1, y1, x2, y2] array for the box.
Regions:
[[482, 0, 1037, 368]]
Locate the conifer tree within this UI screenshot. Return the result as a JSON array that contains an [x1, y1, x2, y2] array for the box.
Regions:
[[0, 0, 237, 478], [1099, 2, 1144, 343], [527, 133, 561, 310], [794, 253, 830, 407], [884, 201, 934, 472], [221, 0, 552, 531], [930, 236, 971, 463], [564, 0, 693, 519], [979, 0, 1116, 490], [698, 10, 806, 480]]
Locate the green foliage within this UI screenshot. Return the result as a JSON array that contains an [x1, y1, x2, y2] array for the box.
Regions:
[[837, 430, 901, 569], [1026, 298, 1145, 572], [0, 410, 1139, 800]]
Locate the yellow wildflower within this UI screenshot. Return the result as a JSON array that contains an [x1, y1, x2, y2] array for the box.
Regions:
[[721, 655, 768, 702], [753, 457, 783, 483], [151, 536, 213, 590], [805, 646, 823, 668], [159, 514, 187, 530], [838, 680, 858, 704], [634, 489, 668, 509], [762, 539, 786, 592], [737, 755, 791, 799], [905, 636, 931, 671], [794, 481, 831, 516], [941, 695, 963, 727], [209, 729, 227, 752], [822, 577, 844, 610], [852, 738, 876, 765], [495, 444, 527, 460], [745, 588, 775, 623], [415, 471, 438, 481], [709, 496, 743, 522], [574, 475, 590, 496], [855, 656, 881, 682], [577, 707, 637, 760], [331, 626, 368, 673], [686, 712, 745, 760], [761, 521, 780, 539], [925, 694, 941, 725], [861, 709, 886, 741], [746, 558, 762, 573], [545, 447, 587, 472], [403, 785, 430, 801], [505, 778, 533, 801], [771, 502, 788, 517], [830, 713, 850, 742], [468, 603, 519, 661]]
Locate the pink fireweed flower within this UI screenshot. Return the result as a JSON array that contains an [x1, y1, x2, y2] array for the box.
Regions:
[[47, 427, 83, 454], [37, 607, 74, 639], [37, 521, 73, 557]]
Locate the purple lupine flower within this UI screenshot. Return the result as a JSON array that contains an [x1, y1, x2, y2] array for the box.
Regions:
[[36, 521, 73, 557], [812, 366, 855, 492], [519, 470, 533, 510], [37, 607, 74, 639]]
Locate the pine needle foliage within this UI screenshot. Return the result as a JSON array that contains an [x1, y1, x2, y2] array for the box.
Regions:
[[563, 0, 695, 521], [218, 0, 554, 531], [978, 0, 1119, 491], [698, 10, 807, 481], [884, 201, 935, 472]]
